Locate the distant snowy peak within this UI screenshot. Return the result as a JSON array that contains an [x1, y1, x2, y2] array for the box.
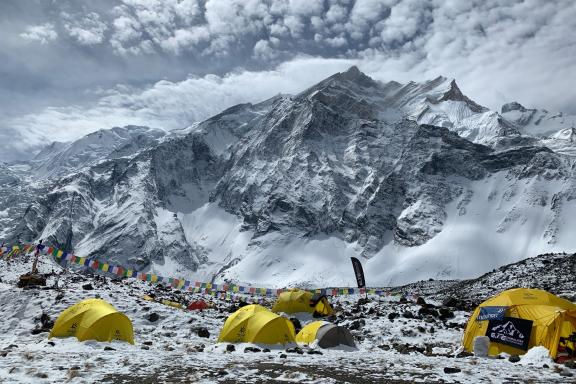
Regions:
[[299, 68, 510, 145], [31, 125, 166, 178], [501, 101, 530, 114], [501, 101, 576, 137], [381, 77, 511, 145], [436, 79, 487, 113]]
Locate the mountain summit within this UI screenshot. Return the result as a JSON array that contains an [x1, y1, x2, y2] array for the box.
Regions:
[[3, 68, 576, 287]]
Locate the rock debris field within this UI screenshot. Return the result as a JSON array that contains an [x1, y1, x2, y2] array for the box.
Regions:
[[0, 255, 574, 383]]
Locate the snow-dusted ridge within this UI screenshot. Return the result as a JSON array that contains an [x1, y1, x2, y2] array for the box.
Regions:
[[2, 67, 576, 287]]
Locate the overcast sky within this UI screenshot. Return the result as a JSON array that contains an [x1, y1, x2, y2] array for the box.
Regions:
[[1, 0, 575, 161]]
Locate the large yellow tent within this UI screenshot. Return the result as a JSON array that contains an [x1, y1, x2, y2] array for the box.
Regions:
[[462, 288, 576, 358], [272, 289, 333, 316], [50, 298, 134, 344], [296, 321, 356, 348], [218, 304, 295, 345]]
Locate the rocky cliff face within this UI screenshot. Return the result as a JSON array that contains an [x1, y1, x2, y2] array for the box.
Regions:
[[3, 67, 576, 286]]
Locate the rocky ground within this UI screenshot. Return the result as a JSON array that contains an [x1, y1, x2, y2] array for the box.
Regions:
[[0, 253, 575, 383], [396, 252, 576, 303]]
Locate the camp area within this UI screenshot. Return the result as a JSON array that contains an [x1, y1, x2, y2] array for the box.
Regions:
[[1, 251, 576, 382]]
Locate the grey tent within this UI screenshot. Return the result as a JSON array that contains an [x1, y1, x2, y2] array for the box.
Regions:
[[296, 321, 356, 348]]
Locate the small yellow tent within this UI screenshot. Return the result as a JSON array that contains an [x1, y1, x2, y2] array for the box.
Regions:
[[218, 304, 295, 345], [50, 298, 134, 344], [272, 289, 333, 316], [296, 321, 356, 348], [463, 288, 576, 358]]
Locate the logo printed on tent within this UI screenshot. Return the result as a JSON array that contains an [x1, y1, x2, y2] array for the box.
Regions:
[[477, 306, 508, 321], [487, 317, 533, 351]]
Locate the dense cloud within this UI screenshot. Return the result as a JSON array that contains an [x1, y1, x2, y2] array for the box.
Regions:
[[1, 0, 575, 161]]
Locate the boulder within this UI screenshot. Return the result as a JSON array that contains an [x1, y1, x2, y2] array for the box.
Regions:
[[17, 273, 46, 288], [349, 319, 365, 330], [377, 344, 391, 351], [196, 327, 210, 338], [438, 307, 454, 320], [508, 355, 520, 363], [402, 310, 414, 319], [147, 313, 160, 322], [442, 297, 459, 308]]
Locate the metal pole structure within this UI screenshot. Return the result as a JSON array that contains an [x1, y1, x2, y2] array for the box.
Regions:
[[31, 239, 42, 274]]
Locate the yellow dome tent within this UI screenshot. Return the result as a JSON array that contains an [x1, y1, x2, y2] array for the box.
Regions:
[[218, 304, 295, 345], [272, 289, 333, 316], [49, 298, 134, 344], [462, 288, 576, 358], [296, 321, 356, 348]]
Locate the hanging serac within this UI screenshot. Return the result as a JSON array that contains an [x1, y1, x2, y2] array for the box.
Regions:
[[350, 257, 366, 288]]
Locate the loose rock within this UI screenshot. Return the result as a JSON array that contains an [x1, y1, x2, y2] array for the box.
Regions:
[[508, 355, 520, 363], [402, 310, 414, 319], [196, 327, 210, 338]]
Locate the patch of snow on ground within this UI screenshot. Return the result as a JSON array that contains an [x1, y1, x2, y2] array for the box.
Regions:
[[520, 346, 554, 366]]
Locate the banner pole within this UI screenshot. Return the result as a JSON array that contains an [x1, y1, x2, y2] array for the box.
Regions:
[[350, 257, 368, 301], [31, 239, 42, 274]]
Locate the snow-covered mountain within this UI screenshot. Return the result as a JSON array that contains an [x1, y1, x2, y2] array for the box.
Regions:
[[3, 67, 576, 287], [30, 125, 166, 178]]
